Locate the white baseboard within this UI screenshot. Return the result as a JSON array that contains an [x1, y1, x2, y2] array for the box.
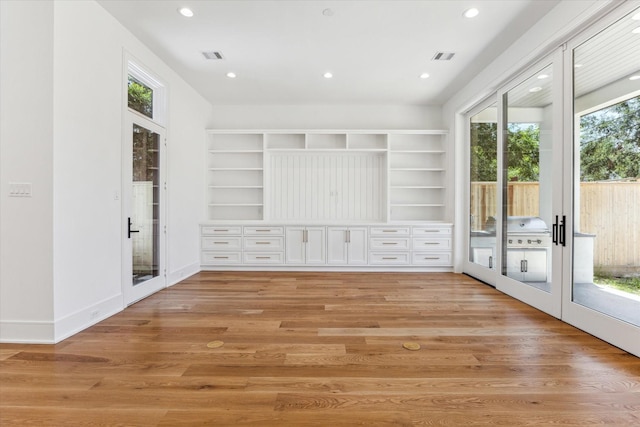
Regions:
[[53, 294, 123, 343], [168, 262, 200, 286], [0, 320, 56, 344]]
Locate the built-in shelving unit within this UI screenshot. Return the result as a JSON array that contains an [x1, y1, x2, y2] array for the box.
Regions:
[[388, 133, 446, 221], [207, 133, 264, 220], [205, 130, 447, 223]]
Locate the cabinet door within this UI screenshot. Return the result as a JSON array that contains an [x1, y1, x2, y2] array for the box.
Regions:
[[285, 227, 306, 264], [506, 250, 524, 281], [347, 228, 368, 264], [472, 247, 495, 269], [305, 227, 326, 264], [523, 249, 547, 282], [327, 228, 348, 265]]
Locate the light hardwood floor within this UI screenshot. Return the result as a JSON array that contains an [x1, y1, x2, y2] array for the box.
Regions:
[[1, 272, 639, 426]]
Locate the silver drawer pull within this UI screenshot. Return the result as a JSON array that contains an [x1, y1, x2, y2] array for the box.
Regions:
[[424, 257, 440, 260], [256, 256, 271, 259], [382, 230, 398, 233], [382, 257, 397, 260], [255, 242, 271, 245], [420, 230, 439, 233], [213, 242, 229, 244], [255, 229, 271, 232], [423, 242, 440, 245], [382, 242, 398, 245], [214, 256, 229, 259], [213, 229, 229, 232]]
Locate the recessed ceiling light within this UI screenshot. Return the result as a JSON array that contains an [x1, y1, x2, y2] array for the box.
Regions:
[[633, 26, 640, 34], [537, 74, 549, 79], [463, 8, 479, 18], [630, 75, 640, 81], [420, 73, 430, 79], [178, 7, 194, 17], [529, 87, 542, 93], [324, 72, 333, 79], [322, 8, 334, 17], [226, 72, 236, 79], [574, 63, 583, 68]]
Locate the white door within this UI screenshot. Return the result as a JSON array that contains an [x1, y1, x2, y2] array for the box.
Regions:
[[327, 228, 348, 264], [347, 228, 368, 265], [495, 51, 564, 319], [562, 4, 640, 357], [285, 227, 306, 264], [305, 227, 326, 264], [123, 115, 166, 304]]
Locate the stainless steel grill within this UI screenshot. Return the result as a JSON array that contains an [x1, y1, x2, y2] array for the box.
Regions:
[[504, 216, 551, 248]]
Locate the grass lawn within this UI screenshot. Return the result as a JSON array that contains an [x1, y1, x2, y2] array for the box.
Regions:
[[594, 274, 640, 296]]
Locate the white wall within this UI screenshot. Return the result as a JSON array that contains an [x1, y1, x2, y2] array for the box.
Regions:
[[0, 0, 212, 343], [0, 1, 56, 342], [210, 104, 442, 130]]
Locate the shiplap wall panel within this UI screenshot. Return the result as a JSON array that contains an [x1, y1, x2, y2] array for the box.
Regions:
[[270, 152, 384, 222]]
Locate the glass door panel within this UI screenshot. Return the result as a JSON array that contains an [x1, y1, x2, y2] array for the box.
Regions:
[[503, 64, 554, 292], [497, 53, 563, 318], [469, 103, 498, 272], [568, 7, 640, 335], [131, 124, 160, 285]]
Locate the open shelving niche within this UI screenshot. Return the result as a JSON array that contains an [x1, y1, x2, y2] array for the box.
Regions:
[[205, 130, 447, 223]]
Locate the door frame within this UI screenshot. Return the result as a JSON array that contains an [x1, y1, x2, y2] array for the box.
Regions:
[[121, 54, 168, 306], [122, 113, 167, 305]]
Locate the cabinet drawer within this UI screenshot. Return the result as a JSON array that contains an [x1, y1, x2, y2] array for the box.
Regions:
[[201, 226, 242, 236], [243, 237, 284, 251], [370, 238, 411, 250], [202, 251, 242, 264], [369, 227, 411, 236], [244, 252, 284, 264], [413, 226, 452, 236], [412, 238, 451, 251], [369, 252, 410, 265], [412, 252, 452, 266], [202, 237, 242, 250], [244, 226, 284, 235]]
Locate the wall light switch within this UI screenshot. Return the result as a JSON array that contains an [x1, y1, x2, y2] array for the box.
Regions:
[[9, 182, 32, 197]]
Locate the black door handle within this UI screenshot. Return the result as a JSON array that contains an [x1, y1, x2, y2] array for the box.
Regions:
[[128, 217, 140, 239], [552, 215, 558, 245], [559, 215, 566, 247]]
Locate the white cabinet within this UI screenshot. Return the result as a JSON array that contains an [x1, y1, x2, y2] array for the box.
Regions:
[[201, 223, 453, 270], [327, 227, 367, 265], [506, 249, 547, 282], [285, 227, 326, 264]]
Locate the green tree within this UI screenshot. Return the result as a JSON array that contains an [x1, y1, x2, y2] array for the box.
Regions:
[[580, 96, 640, 181], [128, 76, 153, 118], [470, 122, 540, 182]]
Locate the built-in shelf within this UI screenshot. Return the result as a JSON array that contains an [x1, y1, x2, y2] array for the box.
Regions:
[[206, 130, 448, 223]]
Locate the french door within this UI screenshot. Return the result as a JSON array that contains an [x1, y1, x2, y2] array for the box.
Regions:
[[465, 3, 640, 357], [123, 114, 166, 305], [561, 4, 640, 356], [495, 51, 564, 318]]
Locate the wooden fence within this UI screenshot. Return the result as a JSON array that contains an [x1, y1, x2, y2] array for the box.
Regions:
[[470, 181, 640, 274]]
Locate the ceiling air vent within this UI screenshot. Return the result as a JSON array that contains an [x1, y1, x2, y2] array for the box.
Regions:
[[202, 51, 224, 60], [432, 52, 455, 61]]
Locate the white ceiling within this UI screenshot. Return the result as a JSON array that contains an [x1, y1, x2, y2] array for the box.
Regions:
[[97, 0, 561, 106]]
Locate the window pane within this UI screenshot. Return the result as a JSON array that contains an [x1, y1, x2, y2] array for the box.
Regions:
[[572, 6, 640, 326], [469, 104, 498, 270], [128, 75, 153, 119]]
